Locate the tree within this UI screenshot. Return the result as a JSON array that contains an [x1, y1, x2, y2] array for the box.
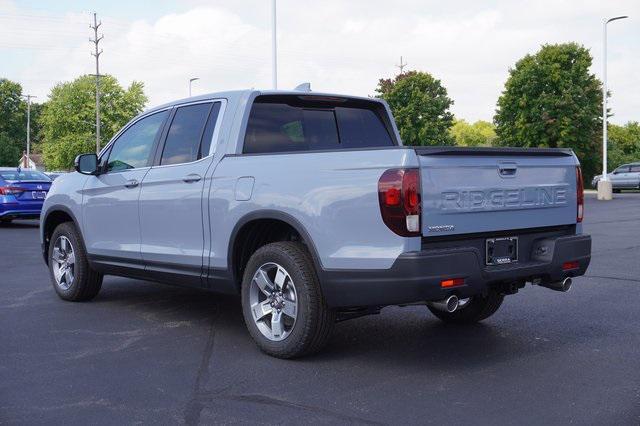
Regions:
[[494, 43, 602, 180], [450, 119, 496, 146], [376, 71, 455, 146], [42, 74, 147, 170], [608, 122, 640, 170], [0, 78, 26, 166]]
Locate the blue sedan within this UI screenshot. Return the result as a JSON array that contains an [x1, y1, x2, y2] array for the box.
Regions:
[[0, 168, 52, 223]]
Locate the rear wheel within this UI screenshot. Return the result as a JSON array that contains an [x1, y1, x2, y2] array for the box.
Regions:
[[48, 222, 103, 301], [428, 290, 504, 324], [241, 241, 335, 358]]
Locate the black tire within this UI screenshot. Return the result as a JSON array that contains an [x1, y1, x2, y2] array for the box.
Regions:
[[428, 290, 504, 324], [48, 222, 103, 301], [241, 241, 335, 359]]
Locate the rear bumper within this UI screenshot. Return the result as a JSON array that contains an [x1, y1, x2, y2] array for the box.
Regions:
[[320, 233, 591, 308]]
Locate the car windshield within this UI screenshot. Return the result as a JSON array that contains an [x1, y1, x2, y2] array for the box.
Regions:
[[0, 170, 51, 182]]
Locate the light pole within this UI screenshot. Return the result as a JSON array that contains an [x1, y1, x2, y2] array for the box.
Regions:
[[189, 77, 200, 97], [598, 15, 628, 201], [271, 0, 277, 89], [21, 94, 36, 168]]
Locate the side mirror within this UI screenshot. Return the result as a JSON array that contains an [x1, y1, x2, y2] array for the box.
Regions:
[[74, 153, 98, 175]]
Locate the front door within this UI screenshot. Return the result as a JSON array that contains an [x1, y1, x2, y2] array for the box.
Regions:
[[82, 110, 169, 267], [139, 101, 223, 286]]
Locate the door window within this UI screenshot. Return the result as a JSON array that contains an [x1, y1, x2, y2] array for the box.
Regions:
[[107, 111, 168, 172], [160, 103, 213, 165]]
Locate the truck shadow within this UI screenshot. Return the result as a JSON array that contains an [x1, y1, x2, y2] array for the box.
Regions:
[[92, 277, 600, 372]]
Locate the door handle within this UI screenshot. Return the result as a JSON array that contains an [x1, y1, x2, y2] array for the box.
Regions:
[[183, 174, 202, 183], [124, 179, 139, 188]]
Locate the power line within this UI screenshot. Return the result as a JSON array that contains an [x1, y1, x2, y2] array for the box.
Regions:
[[89, 12, 103, 153]]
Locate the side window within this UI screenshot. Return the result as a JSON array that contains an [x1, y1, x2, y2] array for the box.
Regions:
[[160, 103, 212, 166], [198, 102, 222, 159], [629, 165, 640, 173], [108, 111, 168, 172], [615, 166, 630, 174]]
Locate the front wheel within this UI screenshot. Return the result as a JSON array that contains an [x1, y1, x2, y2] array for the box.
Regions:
[[241, 241, 335, 358], [48, 222, 103, 301], [428, 290, 504, 324]]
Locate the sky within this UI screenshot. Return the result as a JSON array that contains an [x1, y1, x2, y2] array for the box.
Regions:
[[1, 0, 638, 124]]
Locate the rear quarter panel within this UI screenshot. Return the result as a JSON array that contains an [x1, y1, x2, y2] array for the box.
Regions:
[[208, 148, 420, 271]]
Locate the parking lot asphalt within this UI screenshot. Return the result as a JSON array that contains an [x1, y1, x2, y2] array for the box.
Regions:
[[1, 193, 639, 425]]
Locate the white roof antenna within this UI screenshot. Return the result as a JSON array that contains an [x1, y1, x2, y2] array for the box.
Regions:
[[294, 82, 311, 92]]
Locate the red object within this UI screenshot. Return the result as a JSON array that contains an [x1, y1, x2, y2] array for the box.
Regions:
[[576, 166, 584, 223], [441, 278, 465, 288], [0, 186, 24, 196], [378, 168, 421, 237], [562, 261, 580, 271]]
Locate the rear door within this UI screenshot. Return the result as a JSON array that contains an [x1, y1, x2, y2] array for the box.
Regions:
[[610, 165, 630, 188], [82, 110, 169, 262], [417, 149, 579, 237], [630, 165, 640, 188], [139, 100, 224, 285]]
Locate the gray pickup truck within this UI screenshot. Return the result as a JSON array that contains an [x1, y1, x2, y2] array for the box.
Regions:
[[41, 89, 591, 358]]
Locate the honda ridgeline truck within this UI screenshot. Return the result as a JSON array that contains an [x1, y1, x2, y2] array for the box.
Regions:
[[41, 89, 591, 358]]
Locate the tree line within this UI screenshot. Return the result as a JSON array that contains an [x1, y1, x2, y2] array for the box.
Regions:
[[0, 42, 637, 181]]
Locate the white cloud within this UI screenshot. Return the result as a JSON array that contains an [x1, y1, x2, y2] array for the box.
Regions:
[[1, 0, 638, 123]]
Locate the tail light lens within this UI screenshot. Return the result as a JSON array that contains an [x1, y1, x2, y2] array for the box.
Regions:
[[378, 168, 421, 237], [0, 186, 24, 196], [576, 166, 584, 223]]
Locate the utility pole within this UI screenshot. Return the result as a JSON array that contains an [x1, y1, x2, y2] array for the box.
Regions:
[[21, 94, 36, 167], [396, 56, 407, 74], [271, 0, 277, 89], [90, 12, 103, 153]]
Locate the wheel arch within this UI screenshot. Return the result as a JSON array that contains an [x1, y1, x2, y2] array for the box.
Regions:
[[228, 210, 324, 291], [42, 206, 82, 265]]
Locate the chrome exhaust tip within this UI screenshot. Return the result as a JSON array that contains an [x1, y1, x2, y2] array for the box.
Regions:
[[428, 295, 459, 313], [560, 277, 572, 292], [539, 277, 572, 292]]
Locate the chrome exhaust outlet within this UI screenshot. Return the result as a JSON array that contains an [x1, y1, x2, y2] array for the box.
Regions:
[[539, 277, 572, 292], [428, 295, 459, 313]]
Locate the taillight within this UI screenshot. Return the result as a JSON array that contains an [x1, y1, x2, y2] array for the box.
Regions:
[[378, 168, 421, 237], [576, 166, 584, 223], [0, 186, 24, 196]]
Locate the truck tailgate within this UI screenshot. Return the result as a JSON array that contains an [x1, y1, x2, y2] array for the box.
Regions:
[[416, 147, 579, 237]]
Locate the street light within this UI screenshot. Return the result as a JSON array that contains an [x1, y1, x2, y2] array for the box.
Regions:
[[271, 0, 277, 89], [189, 77, 200, 97], [598, 15, 628, 200]]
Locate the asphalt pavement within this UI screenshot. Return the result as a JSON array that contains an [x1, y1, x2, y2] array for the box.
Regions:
[[1, 193, 639, 425]]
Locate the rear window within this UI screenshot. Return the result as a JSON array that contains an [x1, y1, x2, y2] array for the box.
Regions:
[[0, 170, 51, 182], [630, 165, 640, 172], [243, 96, 395, 154]]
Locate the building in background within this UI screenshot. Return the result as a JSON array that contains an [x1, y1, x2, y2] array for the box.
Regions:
[[18, 151, 44, 171]]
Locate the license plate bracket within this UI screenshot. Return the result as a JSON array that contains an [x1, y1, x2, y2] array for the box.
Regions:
[[486, 237, 518, 265]]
